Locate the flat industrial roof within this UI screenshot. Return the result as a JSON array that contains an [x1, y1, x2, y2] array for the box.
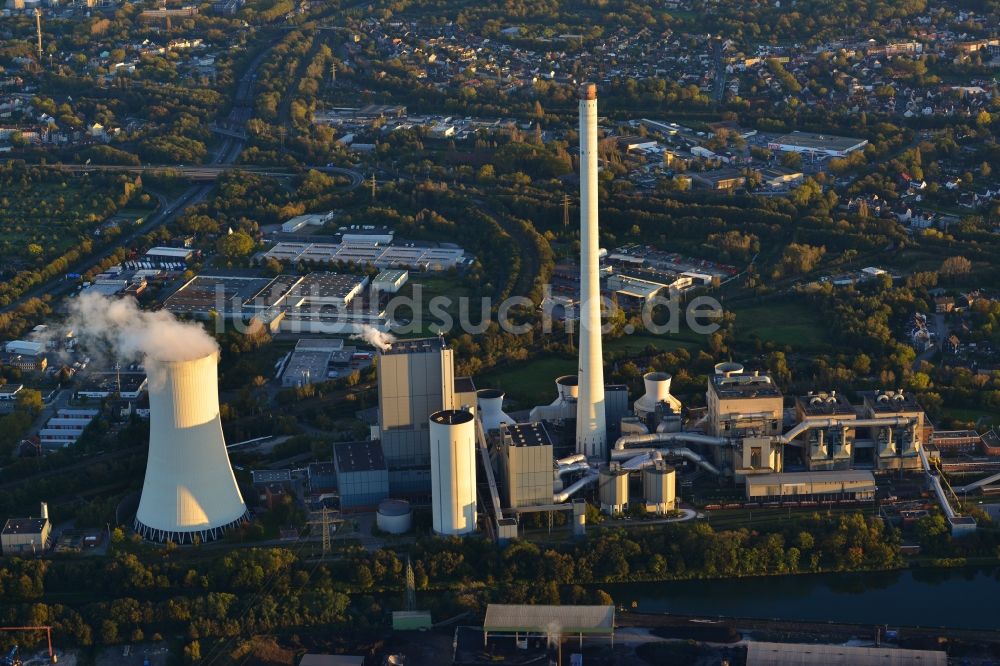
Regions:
[[374, 268, 408, 282], [745, 641, 946, 665], [502, 422, 553, 448], [769, 131, 867, 152], [484, 604, 614, 634], [2, 518, 48, 535], [384, 337, 446, 355], [335, 440, 386, 473], [251, 469, 291, 484], [289, 272, 366, 301], [710, 373, 782, 399]]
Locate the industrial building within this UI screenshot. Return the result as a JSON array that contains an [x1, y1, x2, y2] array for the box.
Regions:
[[164, 273, 389, 334], [766, 131, 868, 158], [744, 470, 876, 502], [499, 422, 554, 508], [307, 461, 338, 491], [75, 371, 148, 400], [1, 503, 51, 555], [262, 239, 466, 271], [281, 338, 346, 387], [134, 352, 249, 543], [372, 269, 408, 293], [374, 337, 477, 500], [706, 363, 784, 478], [482, 604, 615, 648], [334, 440, 389, 510]]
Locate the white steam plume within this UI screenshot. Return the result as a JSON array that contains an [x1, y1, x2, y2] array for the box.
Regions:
[[351, 324, 396, 352], [68, 292, 219, 364]]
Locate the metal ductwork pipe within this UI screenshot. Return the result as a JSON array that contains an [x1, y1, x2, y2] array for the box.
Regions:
[[614, 431, 727, 451], [553, 469, 599, 503]]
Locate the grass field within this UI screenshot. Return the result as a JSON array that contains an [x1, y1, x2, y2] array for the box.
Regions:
[[942, 407, 1000, 428], [731, 301, 831, 348], [606, 329, 703, 356], [477, 357, 577, 408]]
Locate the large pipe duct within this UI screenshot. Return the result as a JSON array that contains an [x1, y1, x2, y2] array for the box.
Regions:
[[554, 469, 599, 503], [556, 453, 587, 467], [919, 447, 956, 520], [614, 431, 727, 450], [576, 82, 607, 460], [775, 416, 916, 445], [618, 448, 722, 476], [135, 352, 249, 544]]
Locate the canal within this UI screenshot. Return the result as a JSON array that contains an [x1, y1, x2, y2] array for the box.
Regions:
[[601, 566, 1000, 630]]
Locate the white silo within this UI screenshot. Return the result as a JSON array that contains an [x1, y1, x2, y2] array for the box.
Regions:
[[134, 351, 249, 543], [429, 409, 477, 535]]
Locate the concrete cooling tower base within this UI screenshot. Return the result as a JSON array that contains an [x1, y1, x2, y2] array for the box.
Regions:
[[134, 511, 251, 545]]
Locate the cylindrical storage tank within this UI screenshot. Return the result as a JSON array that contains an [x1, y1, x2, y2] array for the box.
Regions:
[[376, 499, 412, 534], [429, 410, 477, 536], [477, 389, 512, 433], [135, 352, 248, 544], [642, 461, 676, 516], [598, 462, 629, 516], [556, 375, 579, 401], [714, 361, 744, 377]]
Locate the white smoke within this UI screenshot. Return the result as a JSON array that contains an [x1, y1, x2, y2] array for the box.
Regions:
[[67, 292, 219, 364], [351, 324, 396, 352]]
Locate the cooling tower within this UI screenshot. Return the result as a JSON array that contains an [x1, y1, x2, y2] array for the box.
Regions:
[[576, 82, 607, 460], [134, 352, 249, 543], [429, 409, 477, 535], [477, 389, 512, 433]]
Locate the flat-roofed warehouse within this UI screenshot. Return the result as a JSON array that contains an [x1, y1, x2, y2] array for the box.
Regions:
[[746, 641, 946, 665], [767, 131, 868, 158], [745, 470, 876, 502], [483, 604, 615, 647]]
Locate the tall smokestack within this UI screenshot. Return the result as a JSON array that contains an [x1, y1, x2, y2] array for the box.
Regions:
[[134, 352, 248, 543], [576, 82, 607, 459]]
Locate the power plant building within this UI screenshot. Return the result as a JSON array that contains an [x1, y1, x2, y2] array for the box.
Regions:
[[376, 337, 476, 497], [378, 337, 456, 468], [334, 440, 389, 510], [745, 470, 876, 502], [707, 363, 784, 477], [499, 422, 555, 508], [793, 391, 858, 470]]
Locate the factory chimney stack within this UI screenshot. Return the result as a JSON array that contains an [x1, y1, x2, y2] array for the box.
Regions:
[[575, 82, 607, 460]]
